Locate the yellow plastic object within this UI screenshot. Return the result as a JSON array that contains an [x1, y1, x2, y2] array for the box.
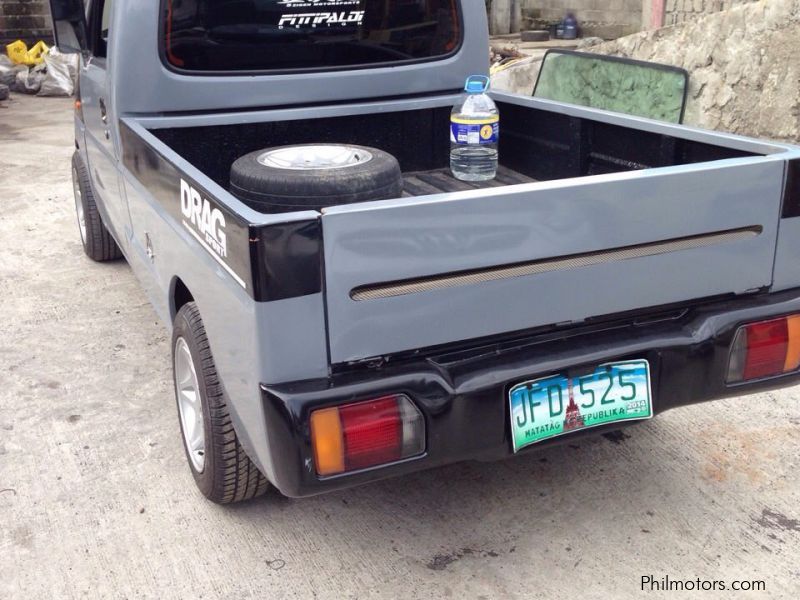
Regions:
[[490, 57, 525, 76], [26, 40, 49, 64], [6, 40, 27, 64], [6, 40, 50, 66]]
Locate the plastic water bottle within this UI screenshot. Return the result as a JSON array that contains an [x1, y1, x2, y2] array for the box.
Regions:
[[450, 75, 499, 181], [562, 13, 578, 40]]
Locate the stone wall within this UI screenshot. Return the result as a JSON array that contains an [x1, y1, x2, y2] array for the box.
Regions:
[[592, 0, 800, 141], [521, 0, 643, 39], [664, 0, 758, 25], [0, 0, 52, 47], [492, 0, 800, 143]]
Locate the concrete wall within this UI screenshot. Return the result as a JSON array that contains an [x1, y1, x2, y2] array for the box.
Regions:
[[489, 0, 523, 34], [594, 0, 800, 141], [492, 0, 800, 143], [0, 0, 52, 47], [521, 0, 643, 38], [663, 0, 758, 25]]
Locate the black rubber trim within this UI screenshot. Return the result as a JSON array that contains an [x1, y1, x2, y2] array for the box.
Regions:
[[250, 219, 323, 302], [49, 0, 89, 53], [780, 159, 800, 218]]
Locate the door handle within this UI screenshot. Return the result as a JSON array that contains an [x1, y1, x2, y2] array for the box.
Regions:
[[99, 98, 110, 139]]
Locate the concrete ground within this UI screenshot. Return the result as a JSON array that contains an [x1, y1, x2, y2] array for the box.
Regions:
[[1, 95, 799, 599]]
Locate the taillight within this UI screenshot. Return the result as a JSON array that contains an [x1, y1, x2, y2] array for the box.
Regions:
[[727, 315, 800, 383], [310, 394, 425, 476]]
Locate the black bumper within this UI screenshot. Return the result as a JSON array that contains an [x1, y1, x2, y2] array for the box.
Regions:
[[262, 289, 800, 497]]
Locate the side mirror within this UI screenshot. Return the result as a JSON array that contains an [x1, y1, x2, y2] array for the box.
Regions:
[[49, 0, 89, 54]]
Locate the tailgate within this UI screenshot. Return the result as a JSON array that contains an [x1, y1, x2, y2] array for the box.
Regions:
[[322, 159, 785, 363]]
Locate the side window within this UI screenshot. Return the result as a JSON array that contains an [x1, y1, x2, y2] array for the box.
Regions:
[[89, 0, 113, 58], [101, 1, 111, 45]]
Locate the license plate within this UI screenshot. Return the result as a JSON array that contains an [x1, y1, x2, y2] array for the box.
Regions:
[[509, 359, 652, 452]]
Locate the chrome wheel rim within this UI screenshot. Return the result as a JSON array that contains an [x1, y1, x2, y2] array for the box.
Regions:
[[72, 166, 87, 245], [258, 145, 373, 170], [174, 337, 206, 472]]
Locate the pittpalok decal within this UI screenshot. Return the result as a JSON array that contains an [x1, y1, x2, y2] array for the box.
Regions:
[[180, 179, 227, 259], [278, 11, 365, 28], [277, 0, 361, 6]]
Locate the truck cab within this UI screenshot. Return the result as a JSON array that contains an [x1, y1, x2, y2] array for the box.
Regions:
[[52, 0, 800, 503]]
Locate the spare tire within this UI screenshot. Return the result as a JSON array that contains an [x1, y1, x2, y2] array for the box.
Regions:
[[230, 144, 403, 212]]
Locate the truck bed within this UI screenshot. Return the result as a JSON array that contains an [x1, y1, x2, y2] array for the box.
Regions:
[[401, 166, 536, 197], [149, 96, 765, 213], [121, 91, 799, 364]]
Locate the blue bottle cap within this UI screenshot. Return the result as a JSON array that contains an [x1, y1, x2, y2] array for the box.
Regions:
[[465, 75, 490, 93]]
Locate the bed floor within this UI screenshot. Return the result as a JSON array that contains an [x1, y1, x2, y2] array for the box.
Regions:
[[401, 165, 537, 197]]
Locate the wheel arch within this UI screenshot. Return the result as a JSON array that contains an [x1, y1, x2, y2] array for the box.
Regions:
[[170, 276, 195, 322]]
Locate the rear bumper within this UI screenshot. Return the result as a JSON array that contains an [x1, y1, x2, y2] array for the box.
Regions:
[[261, 289, 800, 497]]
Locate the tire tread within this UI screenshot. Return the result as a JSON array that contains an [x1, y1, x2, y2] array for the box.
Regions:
[[174, 302, 269, 504], [72, 152, 123, 262]]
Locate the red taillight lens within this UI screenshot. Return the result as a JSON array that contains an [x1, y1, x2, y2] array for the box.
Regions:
[[743, 319, 788, 380], [310, 394, 425, 476], [727, 315, 800, 383], [340, 397, 401, 470]]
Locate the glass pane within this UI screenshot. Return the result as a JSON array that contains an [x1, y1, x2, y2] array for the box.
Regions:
[[51, 0, 89, 52], [163, 0, 461, 72], [534, 51, 687, 124], [101, 0, 113, 41]]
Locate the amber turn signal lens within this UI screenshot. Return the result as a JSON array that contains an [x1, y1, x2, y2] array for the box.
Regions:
[[310, 407, 345, 476], [783, 315, 800, 372]]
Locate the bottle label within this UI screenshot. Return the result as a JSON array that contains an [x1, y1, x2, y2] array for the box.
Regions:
[[450, 116, 499, 146]]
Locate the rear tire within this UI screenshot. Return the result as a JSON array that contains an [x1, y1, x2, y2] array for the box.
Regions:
[[520, 30, 550, 42], [72, 151, 123, 261], [172, 302, 270, 504]]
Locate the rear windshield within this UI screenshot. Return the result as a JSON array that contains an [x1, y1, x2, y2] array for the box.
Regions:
[[163, 0, 462, 73]]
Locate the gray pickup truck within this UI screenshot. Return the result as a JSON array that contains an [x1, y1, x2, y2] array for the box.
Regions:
[[51, 0, 800, 504]]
